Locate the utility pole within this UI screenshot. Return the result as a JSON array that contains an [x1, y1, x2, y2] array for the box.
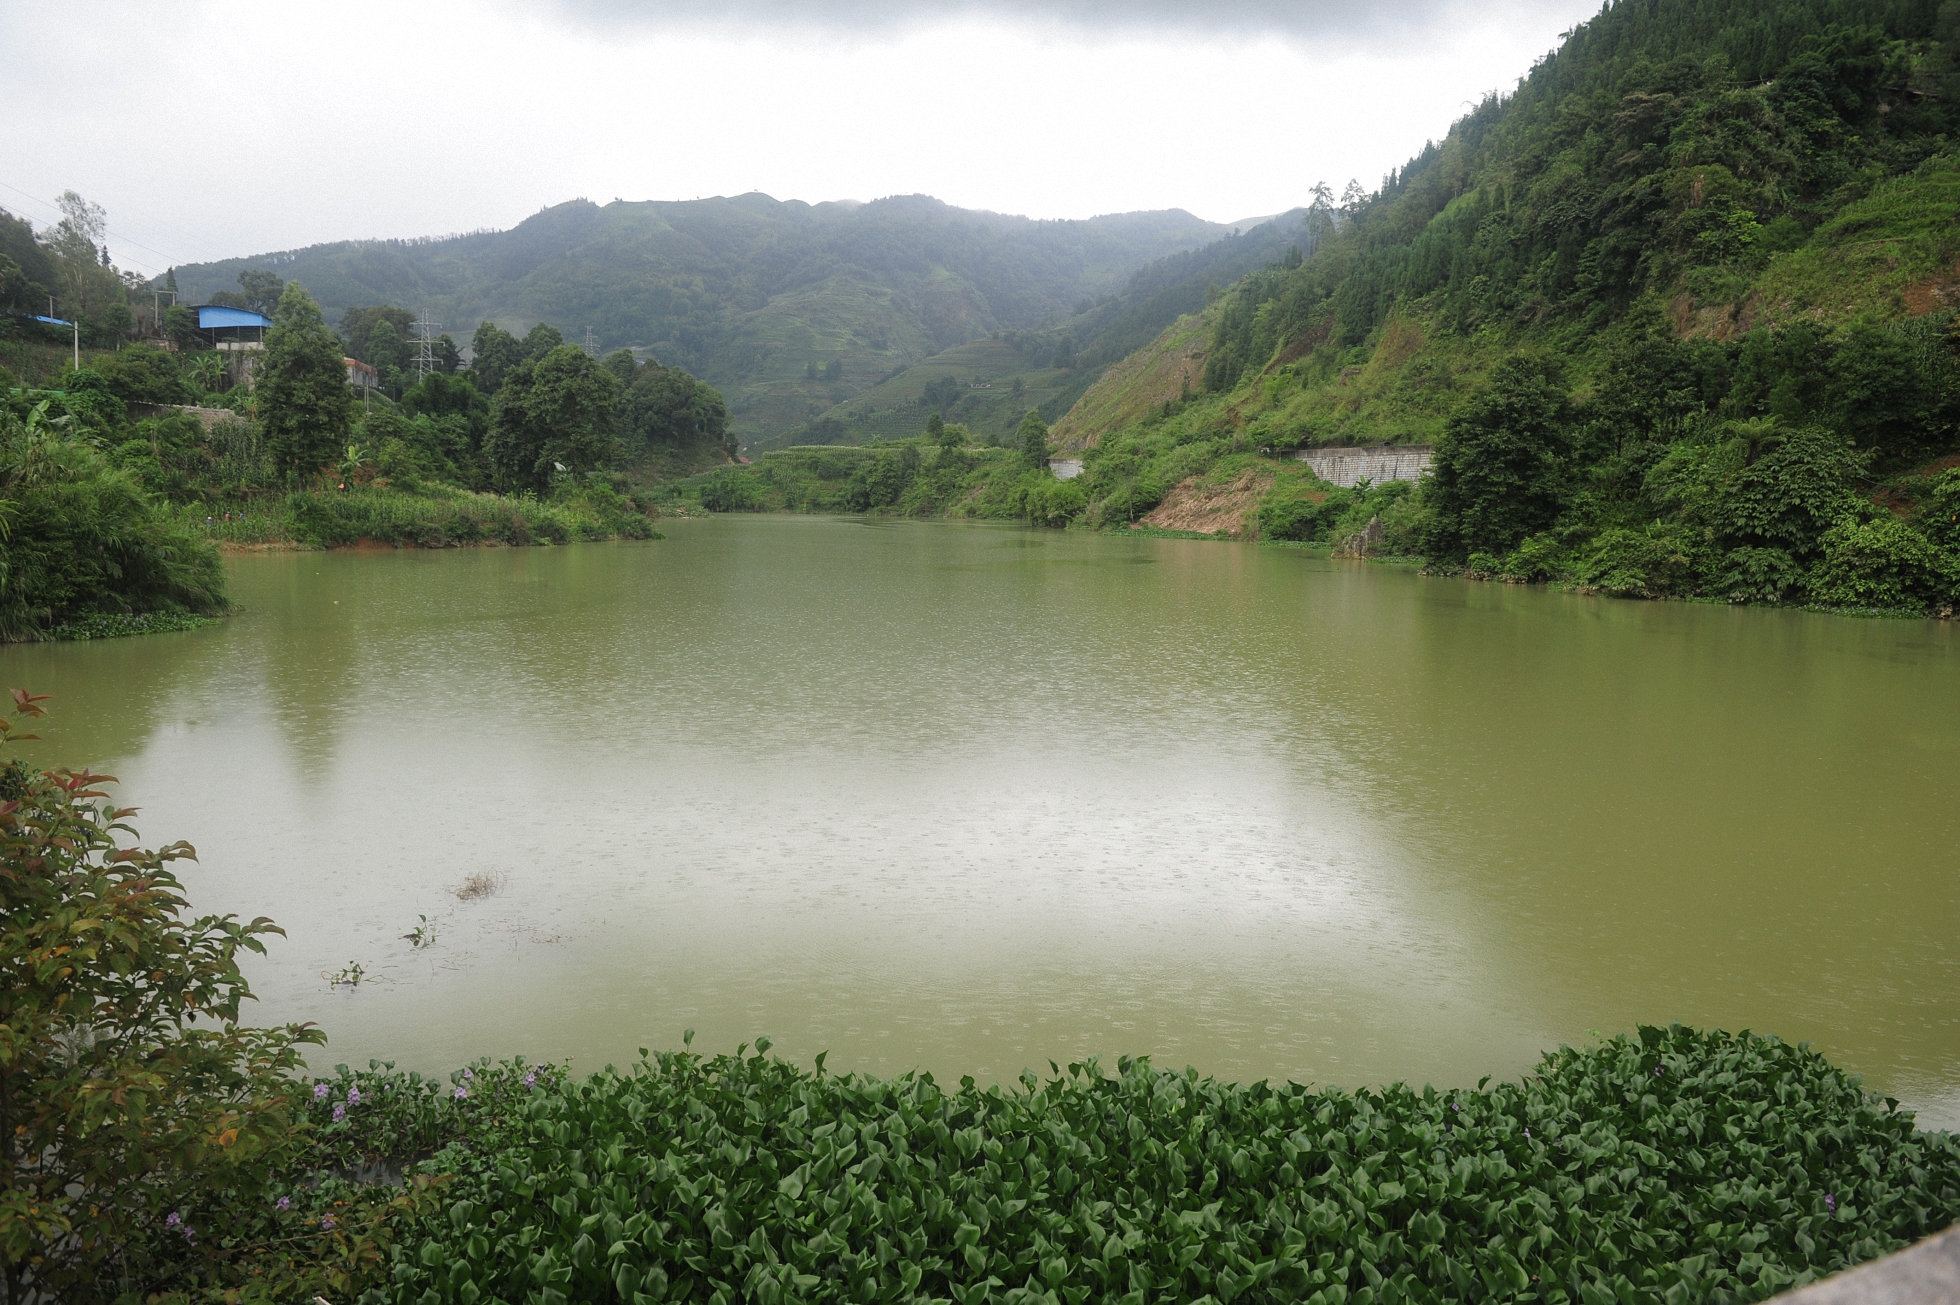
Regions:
[[411, 307, 441, 380], [582, 326, 598, 358]]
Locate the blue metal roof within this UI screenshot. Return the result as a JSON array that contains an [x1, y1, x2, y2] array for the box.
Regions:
[[196, 305, 273, 329]]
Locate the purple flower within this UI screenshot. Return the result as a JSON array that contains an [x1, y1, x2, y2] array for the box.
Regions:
[[1825, 1193, 1836, 1212], [165, 1212, 182, 1230], [454, 1087, 469, 1100], [523, 1071, 536, 1089], [463, 1068, 474, 1081], [276, 1196, 290, 1211], [322, 1214, 336, 1230], [347, 1086, 361, 1106], [1524, 1129, 1531, 1138], [1451, 1103, 1459, 1112], [332, 1104, 346, 1123], [313, 1083, 329, 1101], [1655, 1065, 1665, 1076]]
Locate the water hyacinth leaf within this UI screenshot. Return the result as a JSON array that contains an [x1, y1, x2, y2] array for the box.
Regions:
[[270, 1027, 1960, 1305]]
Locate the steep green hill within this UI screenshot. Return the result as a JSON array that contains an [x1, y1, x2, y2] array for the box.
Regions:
[[169, 195, 1229, 446], [1046, 0, 1960, 612], [760, 212, 1312, 449]]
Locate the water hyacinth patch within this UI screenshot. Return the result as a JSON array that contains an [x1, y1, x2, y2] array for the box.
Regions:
[[355, 1025, 1958, 1305]]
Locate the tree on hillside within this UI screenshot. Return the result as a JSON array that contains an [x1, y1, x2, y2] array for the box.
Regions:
[[162, 303, 200, 352], [1017, 410, 1050, 468], [339, 304, 414, 363], [94, 343, 193, 405], [471, 322, 524, 395], [1424, 356, 1572, 560], [602, 348, 638, 385], [365, 319, 408, 376], [522, 322, 565, 359], [484, 344, 621, 491], [0, 208, 57, 314], [45, 191, 122, 321], [258, 281, 353, 484], [210, 269, 286, 317], [607, 350, 731, 459]]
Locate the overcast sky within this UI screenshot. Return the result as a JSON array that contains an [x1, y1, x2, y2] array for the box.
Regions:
[[2, 0, 1604, 277]]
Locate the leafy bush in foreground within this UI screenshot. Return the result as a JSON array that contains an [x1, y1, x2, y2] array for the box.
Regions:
[[233, 1026, 1960, 1305], [0, 694, 320, 1301]]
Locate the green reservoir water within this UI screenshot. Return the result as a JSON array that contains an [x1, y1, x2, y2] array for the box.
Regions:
[[8, 516, 1958, 1123]]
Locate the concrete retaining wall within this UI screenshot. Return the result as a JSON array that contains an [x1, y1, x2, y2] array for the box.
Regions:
[[1050, 458, 1085, 481], [1772, 1224, 1960, 1302], [127, 403, 243, 430], [1293, 445, 1432, 488]]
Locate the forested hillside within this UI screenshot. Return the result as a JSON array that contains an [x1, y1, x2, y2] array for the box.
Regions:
[[763, 211, 1312, 449], [1045, 0, 1960, 612], [168, 195, 1228, 445]]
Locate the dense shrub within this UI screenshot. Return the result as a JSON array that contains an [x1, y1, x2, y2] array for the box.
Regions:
[[248, 1025, 1960, 1305], [1024, 477, 1088, 527], [1423, 358, 1573, 561], [0, 407, 226, 639], [92, 342, 194, 406], [1807, 517, 1957, 611], [1566, 525, 1701, 597], [697, 471, 766, 512]]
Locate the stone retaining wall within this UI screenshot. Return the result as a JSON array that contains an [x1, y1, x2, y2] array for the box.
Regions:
[[127, 402, 243, 430], [1293, 444, 1432, 487]]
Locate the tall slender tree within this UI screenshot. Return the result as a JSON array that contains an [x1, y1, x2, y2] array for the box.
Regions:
[[257, 282, 352, 484]]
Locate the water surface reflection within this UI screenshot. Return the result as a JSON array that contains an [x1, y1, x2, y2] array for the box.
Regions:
[[6, 517, 1955, 1124]]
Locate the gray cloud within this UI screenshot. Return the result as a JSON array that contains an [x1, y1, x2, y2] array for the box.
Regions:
[[544, 0, 1587, 43]]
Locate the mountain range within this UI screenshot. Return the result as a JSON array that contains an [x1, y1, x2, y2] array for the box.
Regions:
[[170, 195, 1261, 444]]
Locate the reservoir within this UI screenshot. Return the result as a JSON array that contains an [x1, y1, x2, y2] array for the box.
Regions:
[[8, 515, 1958, 1125]]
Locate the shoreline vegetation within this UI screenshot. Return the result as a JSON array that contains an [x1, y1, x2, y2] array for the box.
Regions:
[[3, 688, 1956, 1303], [661, 430, 1960, 621], [0, 273, 729, 641]]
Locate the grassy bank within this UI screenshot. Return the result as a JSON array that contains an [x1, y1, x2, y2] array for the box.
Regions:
[[146, 1027, 1958, 1304], [164, 481, 662, 550], [666, 441, 1087, 527]]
